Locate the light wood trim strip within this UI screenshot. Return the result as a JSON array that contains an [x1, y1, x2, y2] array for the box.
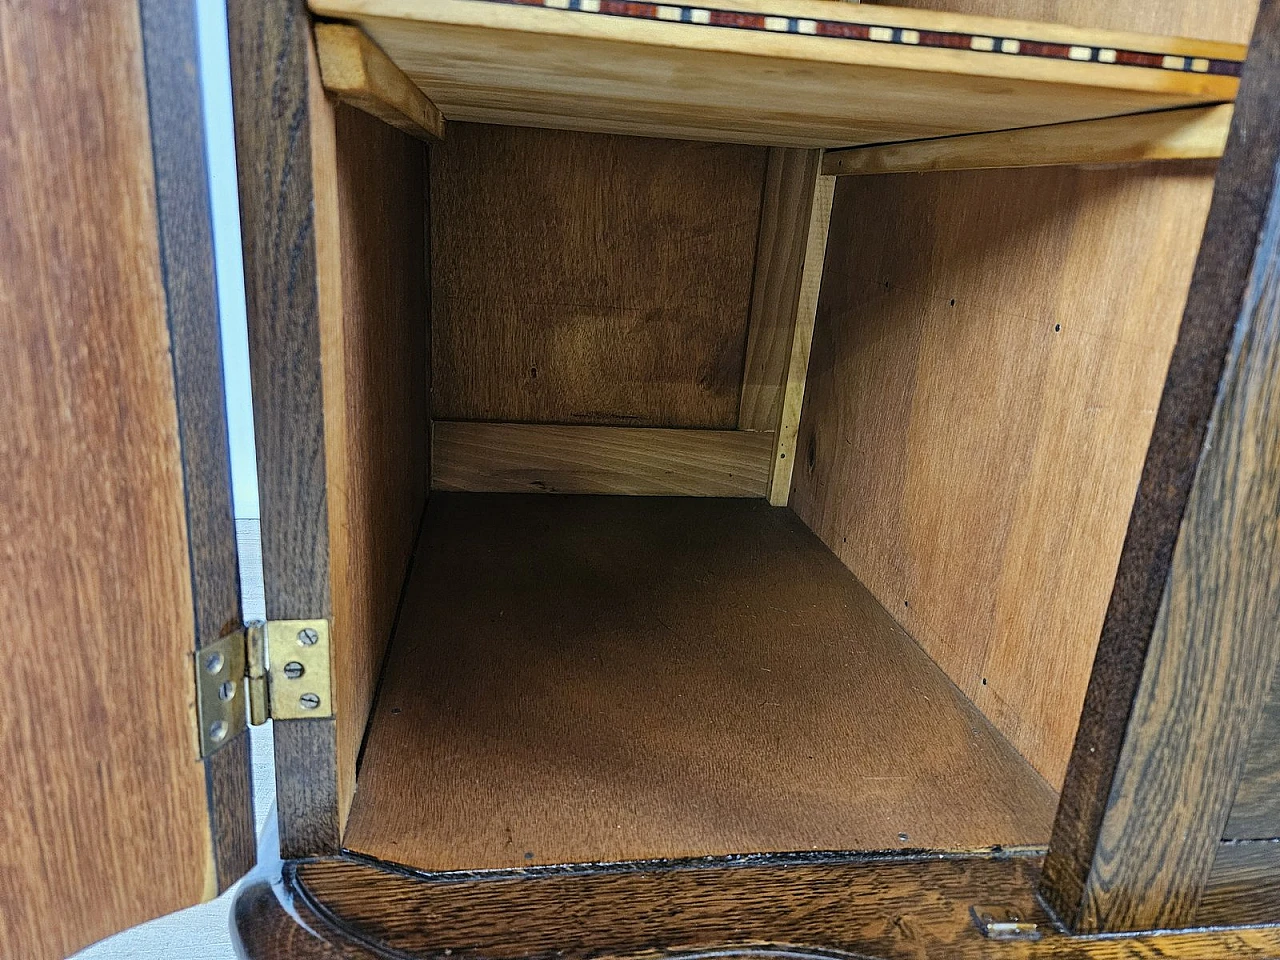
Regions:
[[314, 22, 444, 142], [739, 148, 824, 432], [432, 421, 774, 497], [823, 104, 1233, 177], [768, 172, 835, 506]]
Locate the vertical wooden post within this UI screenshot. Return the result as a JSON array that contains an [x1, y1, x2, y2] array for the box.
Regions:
[[226, 0, 341, 857], [1041, 0, 1280, 932], [738, 147, 834, 507]]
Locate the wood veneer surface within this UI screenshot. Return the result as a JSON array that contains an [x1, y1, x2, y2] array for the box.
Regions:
[[792, 164, 1219, 791], [0, 2, 215, 955], [430, 124, 765, 428], [792, 2, 1255, 797], [344, 494, 1057, 872], [317, 102, 431, 832]]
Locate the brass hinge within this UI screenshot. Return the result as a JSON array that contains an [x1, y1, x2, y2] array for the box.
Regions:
[[970, 905, 1041, 941], [194, 618, 333, 758]]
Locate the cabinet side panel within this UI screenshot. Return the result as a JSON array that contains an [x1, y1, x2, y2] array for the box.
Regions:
[[0, 2, 217, 956], [790, 165, 1213, 789], [790, 0, 1254, 794], [430, 124, 765, 428], [326, 103, 430, 828]]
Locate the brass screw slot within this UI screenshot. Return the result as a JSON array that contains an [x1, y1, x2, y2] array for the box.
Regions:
[[208, 720, 229, 743], [217, 680, 237, 702], [297, 627, 320, 646], [298, 693, 322, 710], [283, 661, 305, 680], [204, 651, 224, 674]]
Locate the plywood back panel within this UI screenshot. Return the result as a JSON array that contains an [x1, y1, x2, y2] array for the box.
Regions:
[[430, 124, 766, 428], [314, 100, 431, 831], [790, 164, 1217, 788]]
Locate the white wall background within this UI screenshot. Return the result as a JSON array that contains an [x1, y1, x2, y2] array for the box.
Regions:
[[73, 0, 271, 955]]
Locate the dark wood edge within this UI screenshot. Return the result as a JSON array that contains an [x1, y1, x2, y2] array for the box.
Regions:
[[227, 0, 340, 857], [224, 850, 1280, 960], [137, 0, 256, 891], [233, 816, 391, 959], [1042, 0, 1280, 933], [1197, 841, 1280, 928]]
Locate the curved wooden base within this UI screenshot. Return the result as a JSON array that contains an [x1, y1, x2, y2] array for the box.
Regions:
[[233, 850, 1280, 960]]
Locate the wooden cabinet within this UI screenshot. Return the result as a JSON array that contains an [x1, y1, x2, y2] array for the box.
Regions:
[[4, 0, 1280, 958]]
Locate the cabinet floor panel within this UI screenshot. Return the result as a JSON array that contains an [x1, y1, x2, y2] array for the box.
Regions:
[[344, 493, 1056, 871]]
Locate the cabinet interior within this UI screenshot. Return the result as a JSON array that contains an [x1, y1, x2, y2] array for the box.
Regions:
[[300, 2, 1234, 875]]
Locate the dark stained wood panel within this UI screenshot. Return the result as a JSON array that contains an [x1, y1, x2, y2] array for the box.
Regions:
[[269, 854, 1280, 960], [1225, 660, 1280, 839], [323, 101, 430, 833], [1197, 840, 1280, 927], [0, 1, 222, 955], [343, 494, 1056, 872], [430, 124, 765, 428], [228, 0, 340, 858]]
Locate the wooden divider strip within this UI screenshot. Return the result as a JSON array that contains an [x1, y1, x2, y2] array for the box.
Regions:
[[431, 421, 774, 497], [823, 104, 1232, 176], [315, 22, 444, 142]]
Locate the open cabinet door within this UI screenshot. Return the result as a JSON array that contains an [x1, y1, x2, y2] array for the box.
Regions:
[[0, 2, 256, 958]]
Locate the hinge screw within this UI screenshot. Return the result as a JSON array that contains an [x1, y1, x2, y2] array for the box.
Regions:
[[298, 693, 322, 710], [282, 661, 305, 680], [297, 627, 320, 646], [217, 680, 237, 702], [204, 651, 225, 674], [208, 720, 229, 743]]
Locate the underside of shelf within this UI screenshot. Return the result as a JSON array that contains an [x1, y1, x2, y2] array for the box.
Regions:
[[308, 0, 1241, 147], [343, 494, 1057, 874]]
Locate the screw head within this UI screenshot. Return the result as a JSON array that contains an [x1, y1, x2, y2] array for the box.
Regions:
[[297, 627, 320, 646], [217, 680, 237, 702], [203, 651, 225, 674], [282, 661, 305, 680], [298, 692, 321, 711], [208, 720, 229, 743]]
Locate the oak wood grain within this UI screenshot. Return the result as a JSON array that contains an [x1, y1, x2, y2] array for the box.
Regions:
[[139, 0, 256, 892], [271, 854, 1280, 960], [1196, 840, 1280, 927], [0, 1, 220, 954], [1224, 659, 1280, 839], [228, 0, 340, 858], [314, 96, 430, 836], [1042, 0, 1280, 931], [430, 123, 765, 428], [308, 0, 1241, 147], [431, 421, 773, 496], [823, 104, 1233, 177], [314, 22, 444, 142], [343, 494, 1056, 873]]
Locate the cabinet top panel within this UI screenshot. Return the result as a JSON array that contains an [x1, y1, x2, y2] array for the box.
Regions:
[[307, 0, 1243, 146]]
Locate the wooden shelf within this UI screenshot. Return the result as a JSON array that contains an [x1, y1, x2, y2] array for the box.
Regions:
[[343, 494, 1057, 873], [307, 0, 1242, 147]]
